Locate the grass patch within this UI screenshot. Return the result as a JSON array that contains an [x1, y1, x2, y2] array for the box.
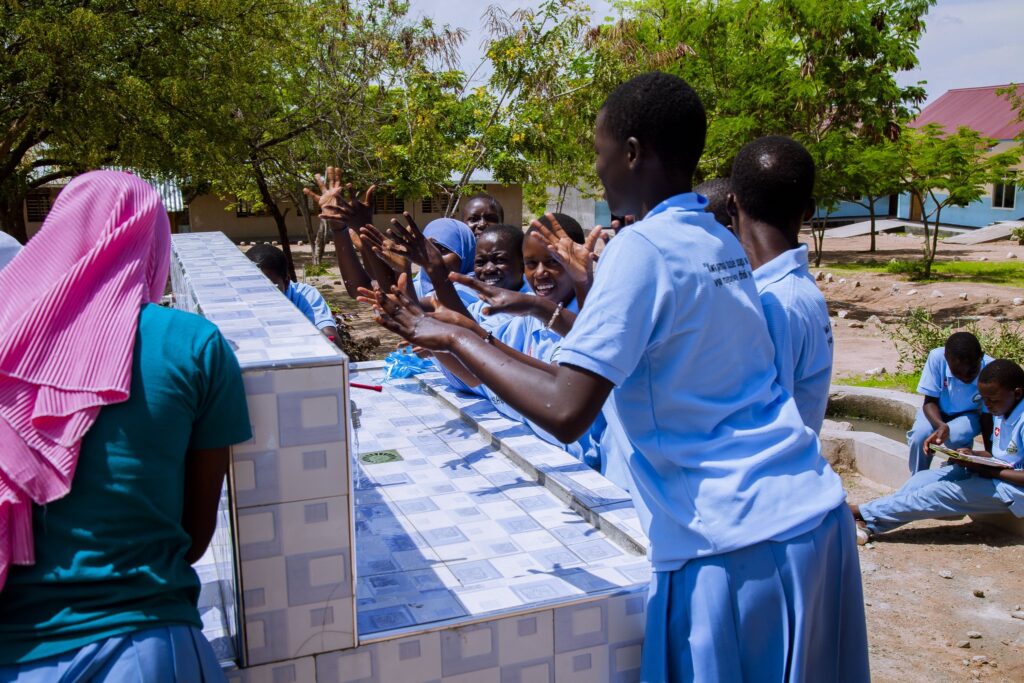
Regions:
[[824, 259, 1024, 287], [837, 372, 919, 394]]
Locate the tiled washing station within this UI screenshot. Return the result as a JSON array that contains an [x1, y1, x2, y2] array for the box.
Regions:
[[170, 232, 651, 683]]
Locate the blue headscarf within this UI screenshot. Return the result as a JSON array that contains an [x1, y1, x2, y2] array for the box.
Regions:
[[414, 218, 476, 297]]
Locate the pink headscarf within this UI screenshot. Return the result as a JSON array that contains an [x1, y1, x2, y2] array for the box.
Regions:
[[0, 170, 170, 591]]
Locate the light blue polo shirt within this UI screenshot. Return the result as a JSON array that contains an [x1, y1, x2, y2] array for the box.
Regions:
[[992, 399, 1024, 468], [753, 245, 833, 433], [286, 282, 334, 330], [466, 280, 532, 335], [483, 298, 601, 466], [917, 348, 992, 415], [556, 193, 845, 571]]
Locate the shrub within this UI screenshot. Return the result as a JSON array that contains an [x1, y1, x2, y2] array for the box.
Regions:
[[304, 261, 330, 277], [884, 258, 927, 279], [1012, 226, 1024, 245], [887, 307, 1024, 372]]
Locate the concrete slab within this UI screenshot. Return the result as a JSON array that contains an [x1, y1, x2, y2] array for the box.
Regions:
[[824, 219, 916, 238], [944, 221, 1024, 245]]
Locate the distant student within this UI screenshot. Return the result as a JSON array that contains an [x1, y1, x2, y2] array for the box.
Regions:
[[371, 72, 868, 681], [727, 135, 834, 433], [461, 192, 504, 237], [694, 177, 731, 230], [909, 332, 992, 473], [246, 243, 342, 346], [852, 358, 1024, 543]]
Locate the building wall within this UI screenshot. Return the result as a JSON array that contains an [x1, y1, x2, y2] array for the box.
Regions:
[[896, 184, 1024, 228], [815, 196, 891, 220], [188, 184, 523, 243]]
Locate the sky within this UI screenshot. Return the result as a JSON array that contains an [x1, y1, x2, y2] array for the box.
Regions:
[[409, 0, 1023, 107]]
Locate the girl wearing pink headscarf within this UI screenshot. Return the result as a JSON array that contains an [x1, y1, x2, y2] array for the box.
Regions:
[[0, 171, 251, 681]]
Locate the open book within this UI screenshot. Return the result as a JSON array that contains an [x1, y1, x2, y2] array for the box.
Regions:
[[928, 443, 1013, 469]]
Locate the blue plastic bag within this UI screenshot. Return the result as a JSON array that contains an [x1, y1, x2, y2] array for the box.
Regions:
[[383, 347, 434, 381]]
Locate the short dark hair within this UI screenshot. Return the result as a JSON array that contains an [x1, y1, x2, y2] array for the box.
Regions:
[[945, 331, 983, 361], [978, 359, 1024, 391], [599, 71, 707, 179], [530, 213, 585, 244], [462, 193, 504, 222], [478, 223, 524, 254], [694, 177, 731, 227], [246, 243, 288, 281], [730, 135, 815, 227]]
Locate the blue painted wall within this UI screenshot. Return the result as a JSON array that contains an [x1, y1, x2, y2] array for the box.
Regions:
[[896, 187, 1023, 228], [815, 196, 890, 220]]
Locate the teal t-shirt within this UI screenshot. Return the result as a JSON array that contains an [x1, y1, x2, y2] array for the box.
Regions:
[[0, 303, 252, 664]]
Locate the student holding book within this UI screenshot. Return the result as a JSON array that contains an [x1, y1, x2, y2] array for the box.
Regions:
[[366, 71, 868, 683], [852, 359, 1024, 543]]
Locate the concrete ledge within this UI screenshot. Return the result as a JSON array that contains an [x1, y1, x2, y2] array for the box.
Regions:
[[829, 385, 918, 429]]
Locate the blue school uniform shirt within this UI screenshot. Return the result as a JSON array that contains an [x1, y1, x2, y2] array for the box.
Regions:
[[466, 280, 533, 334], [917, 348, 992, 415], [989, 400, 1024, 515], [753, 245, 833, 433], [286, 281, 335, 330], [0, 304, 252, 664], [556, 193, 845, 571]]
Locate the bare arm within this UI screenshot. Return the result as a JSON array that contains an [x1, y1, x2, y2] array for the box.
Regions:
[[921, 396, 949, 454], [182, 446, 229, 564], [980, 412, 994, 453], [371, 289, 609, 442]]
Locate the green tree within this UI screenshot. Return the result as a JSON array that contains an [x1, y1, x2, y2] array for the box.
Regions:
[[843, 136, 905, 252], [0, 0, 298, 243], [902, 123, 1022, 278]]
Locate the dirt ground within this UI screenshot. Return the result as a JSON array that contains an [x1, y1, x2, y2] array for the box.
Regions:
[[271, 231, 1024, 681], [845, 471, 1024, 683]]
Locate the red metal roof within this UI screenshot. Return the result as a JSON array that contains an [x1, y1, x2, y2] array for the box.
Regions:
[[911, 84, 1024, 140]]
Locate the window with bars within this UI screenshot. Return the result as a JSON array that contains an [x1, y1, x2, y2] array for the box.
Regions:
[[373, 191, 404, 214], [421, 193, 449, 214], [26, 192, 51, 222], [993, 181, 1016, 210], [236, 199, 270, 217]]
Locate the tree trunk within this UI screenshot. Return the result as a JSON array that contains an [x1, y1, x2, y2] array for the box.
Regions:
[[811, 214, 829, 267], [292, 188, 318, 265], [555, 184, 568, 213], [0, 190, 28, 244], [252, 160, 297, 281], [315, 219, 328, 263], [867, 195, 877, 253]]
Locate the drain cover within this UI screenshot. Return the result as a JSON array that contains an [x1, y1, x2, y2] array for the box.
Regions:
[[359, 449, 403, 464]]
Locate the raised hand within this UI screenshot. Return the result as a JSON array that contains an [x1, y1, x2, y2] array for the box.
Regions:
[[336, 181, 377, 228], [449, 272, 540, 317], [303, 166, 346, 221], [529, 212, 598, 287], [359, 224, 411, 275], [386, 212, 445, 270], [430, 294, 487, 337], [363, 274, 460, 352]]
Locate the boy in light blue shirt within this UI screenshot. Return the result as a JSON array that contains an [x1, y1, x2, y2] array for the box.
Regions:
[[246, 243, 343, 347], [853, 359, 1024, 541], [371, 71, 869, 682], [727, 136, 833, 433], [909, 333, 992, 473]]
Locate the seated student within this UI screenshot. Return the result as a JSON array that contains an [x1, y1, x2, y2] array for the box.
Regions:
[[246, 243, 344, 347], [0, 171, 250, 680], [852, 359, 1024, 544], [461, 192, 504, 237], [909, 332, 992, 473], [694, 177, 732, 230], [368, 72, 868, 682], [727, 135, 833, 433]]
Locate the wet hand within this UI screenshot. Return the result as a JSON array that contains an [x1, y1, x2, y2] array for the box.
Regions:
[[365, 274, 460, 352], [529, 213, 597, 286], [303, 166, 348, 222], [387, 213, 445, 269], [449, 272, 538, 317], [335, 182, 377, 228], [360, 224, 411, 274]]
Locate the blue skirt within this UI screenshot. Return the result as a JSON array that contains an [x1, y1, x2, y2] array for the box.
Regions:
[[0, 625, 226, 683], [641, 505, 869, 683]]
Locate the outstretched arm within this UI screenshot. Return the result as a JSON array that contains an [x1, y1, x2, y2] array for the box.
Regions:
[[370, 284, 609, 442], [304, 168, 376, 298]]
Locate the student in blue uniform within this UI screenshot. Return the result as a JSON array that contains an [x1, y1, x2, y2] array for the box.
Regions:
[[246, 243, 343, 347], [369, 71, 868, 682], [852, 359, 1024, 543], [727, 136, 834, 433], [908, 332, 992, 473], [461, 192, 505, 238], [465, 223, 531, 333]]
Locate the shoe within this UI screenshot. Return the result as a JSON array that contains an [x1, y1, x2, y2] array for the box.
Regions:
[[855, 522, 871, 546]]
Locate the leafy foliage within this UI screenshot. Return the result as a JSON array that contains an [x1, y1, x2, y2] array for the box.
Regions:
[[887, 307, 1024, 373]]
